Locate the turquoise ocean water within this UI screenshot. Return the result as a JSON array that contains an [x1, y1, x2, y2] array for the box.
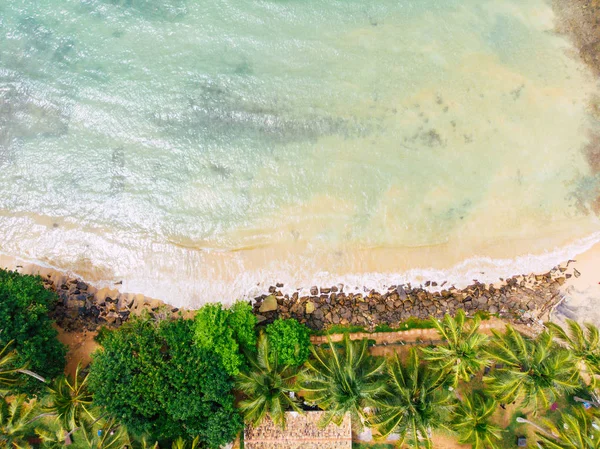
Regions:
[[1, 0, 599, 306]]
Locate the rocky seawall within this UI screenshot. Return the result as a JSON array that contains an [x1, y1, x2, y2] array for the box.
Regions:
[[38, 262, 577, 333], [251, 266, 575, 331]]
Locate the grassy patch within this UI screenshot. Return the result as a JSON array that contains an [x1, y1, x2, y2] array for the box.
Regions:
[[500, 410, 528, 449], [311, 325, 367, 336], [352, 443, 398, 449], [313, 319, 435, 336]]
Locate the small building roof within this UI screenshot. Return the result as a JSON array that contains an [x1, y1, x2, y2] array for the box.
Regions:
[[243, 411, 352, 449]]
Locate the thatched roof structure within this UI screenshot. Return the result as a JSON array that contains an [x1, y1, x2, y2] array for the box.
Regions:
[[243, 411, 352, 449]]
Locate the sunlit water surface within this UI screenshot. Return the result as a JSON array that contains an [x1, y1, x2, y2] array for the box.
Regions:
[[1, 0, 600, 306]]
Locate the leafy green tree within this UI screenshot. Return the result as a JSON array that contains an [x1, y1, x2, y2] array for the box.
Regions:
[[45, 364, 95, 433], [421, 310, 490, 387], [265, 318, 311, 367], [451, 391, 502, 449], [194, 302, 257, 375], [88, 317, 242, 447], [371, 349, 454, 448], [236, 333, 301, 429], [228, 301, 257, 353], [0, 270, 66, 395], [547, 320, 600, 388], [301, 335, 386, 429], [484, 326, 580, 412]]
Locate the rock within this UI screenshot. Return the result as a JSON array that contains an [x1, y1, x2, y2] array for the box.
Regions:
[[259, 295, 278, 313], [305, 302, 315, 314], [269, 286, 276, 293], [310, 286, 319, 296], [314, 309, 324, 321], [276, 283, 284, 288], [574, 269, 581, 278], [320, 287, 331, 294], [397, 286, 407, 300], [255, 315, 267, 324]]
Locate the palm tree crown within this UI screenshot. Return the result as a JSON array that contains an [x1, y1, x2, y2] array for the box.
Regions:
[[546, 320, 600, 388], [0, 395, 39, 449], [301, 335, 386, 429], [370, 348, 454, 448], [421, 310, 490, 386], [536, 408, 600, 449], [44, 364, 95, 432], [484, 326, 580, 411], [0, 342, 23, 396], [236, 333, 301, 429], [451, 391, 502, 449]]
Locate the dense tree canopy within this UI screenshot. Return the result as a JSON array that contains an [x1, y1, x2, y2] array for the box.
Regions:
[[88, 317, 243, 447], [265, 318, 311, 367], [194, 302, 257, 375], [0, 269, 66, 395]]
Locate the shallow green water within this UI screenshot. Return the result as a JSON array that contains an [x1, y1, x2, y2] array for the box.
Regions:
[[1, 0, 599, 305]]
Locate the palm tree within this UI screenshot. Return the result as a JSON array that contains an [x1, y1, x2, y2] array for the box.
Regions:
[[451, 391, 502, 449], [546, 320, 600, 388], [370, 348, 454, 448], [0, 395, 39, 448], [35, 420, 69, 449], [75, 415, 128, 449], [301, 335, 386, 429], [421, 310, 490, 387], [44, 364, 95, 432], [236, 333, 302, 429], [484, 326, 580, 412], [535, 408, 600, 449], [0, 341, 46, 397], [170, 436, 200, 449], [0, 342, 22, 396]]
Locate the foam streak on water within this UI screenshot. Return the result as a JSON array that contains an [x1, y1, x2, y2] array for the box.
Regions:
[[0, 0, 599, 306]]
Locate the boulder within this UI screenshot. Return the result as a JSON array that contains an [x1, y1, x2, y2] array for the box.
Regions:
[[259, 295, 278, 313], [305, 301, 315, 314]]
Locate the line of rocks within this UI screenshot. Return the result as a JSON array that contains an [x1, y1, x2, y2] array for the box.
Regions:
[[42, 274, 186, 332], [41, 263, 575, 333], [251, 266, 576, 330]]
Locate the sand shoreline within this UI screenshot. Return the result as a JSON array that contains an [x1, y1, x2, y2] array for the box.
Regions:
[[2, 241, 598, 329]]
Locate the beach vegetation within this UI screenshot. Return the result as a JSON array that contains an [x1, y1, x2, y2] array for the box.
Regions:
[[0, 269, 66, 395], [301, 334, 386, 429], [44, 364, 95, 433], [88, 317, 243, 447], [193, 302, 257, 376], [421, 310, 490, 387], [236, 333, 302, 429], [4, 304, 598, 449], [484, 326, 580, 412], [546, 319, 600, 388], [265, 318, 311, 367], [451, 391, 503, 449], [535, 407, 600, 449], [370, 348, 454, 447]]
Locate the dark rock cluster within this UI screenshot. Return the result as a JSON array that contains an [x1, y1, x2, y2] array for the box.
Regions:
[[44, 275, 177, 331], [252, 267, 571, 330]]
